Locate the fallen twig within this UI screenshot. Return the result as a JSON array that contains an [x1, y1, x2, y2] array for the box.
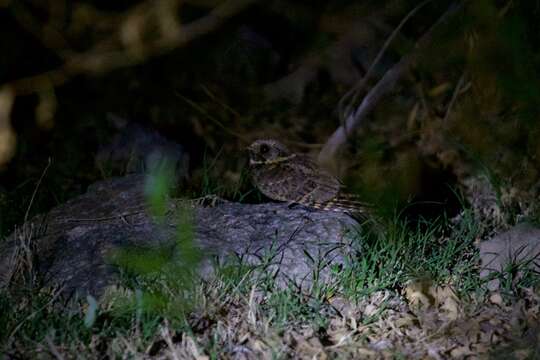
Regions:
[[24, 157, 52, 223], [443, 72, 468, 123]]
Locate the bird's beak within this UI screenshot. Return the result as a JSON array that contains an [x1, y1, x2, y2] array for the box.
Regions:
[[246, 145, 259, 165]]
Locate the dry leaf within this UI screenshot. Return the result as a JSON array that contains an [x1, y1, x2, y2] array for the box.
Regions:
[[489, 293, 503, 306], [449, 344, 473, 358]]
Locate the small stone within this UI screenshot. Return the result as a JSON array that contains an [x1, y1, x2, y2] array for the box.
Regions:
[[489, 293, 503, 306]]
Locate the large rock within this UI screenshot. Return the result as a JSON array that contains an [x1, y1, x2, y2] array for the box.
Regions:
[[0, 175, 359, 297], [95, 120, 189, 182], [479, 223, 540, 290]]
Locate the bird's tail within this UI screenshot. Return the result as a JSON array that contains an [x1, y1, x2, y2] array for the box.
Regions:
[[311, 193, 371, 216]]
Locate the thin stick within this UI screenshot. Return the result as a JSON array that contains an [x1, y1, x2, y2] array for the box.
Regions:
[[8, 286, 65, 341], [443, 72, 467, 123], [319, 2, 463, 166], [176, 92, 249, 142], [64, 211, 144, 222], [338, 0, 435, 125], [24, 157, 52, 222], [200, 85, 242, 119], [45, 335, 66, 360]]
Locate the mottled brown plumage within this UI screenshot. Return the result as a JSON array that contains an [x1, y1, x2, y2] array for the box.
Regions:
[[247, 139, 368, 214]]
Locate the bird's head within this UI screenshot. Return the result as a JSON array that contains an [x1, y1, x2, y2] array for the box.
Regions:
[[247, 139, 292, 165]]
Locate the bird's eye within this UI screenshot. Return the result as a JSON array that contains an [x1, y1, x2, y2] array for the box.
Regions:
[[260, 144, 270, 154]]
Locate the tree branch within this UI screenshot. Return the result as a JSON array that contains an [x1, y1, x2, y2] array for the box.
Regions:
[[3, 0, 260, 95], [318, 2, 464, 168]]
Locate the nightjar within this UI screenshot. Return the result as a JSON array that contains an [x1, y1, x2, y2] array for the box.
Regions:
[[247, 139, 368, 214]]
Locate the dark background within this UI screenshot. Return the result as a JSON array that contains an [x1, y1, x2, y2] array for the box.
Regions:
[[1, 0, 539, 237]]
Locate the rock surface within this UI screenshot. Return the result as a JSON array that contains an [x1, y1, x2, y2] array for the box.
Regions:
[[95, 120, 189, 181], [479, 222, 540, 290], [0, 175, 359, 297]]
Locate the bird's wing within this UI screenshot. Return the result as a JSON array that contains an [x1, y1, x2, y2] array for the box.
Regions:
[[281, 155, 341, 204]]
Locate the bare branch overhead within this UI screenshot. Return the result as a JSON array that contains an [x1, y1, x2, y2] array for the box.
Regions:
[[2, 0, 261, 95], [318, 2, 464, 169]]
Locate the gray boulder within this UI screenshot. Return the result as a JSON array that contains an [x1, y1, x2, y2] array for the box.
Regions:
[[0, 175, 359, 297], [479, 222, 540, 291]]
